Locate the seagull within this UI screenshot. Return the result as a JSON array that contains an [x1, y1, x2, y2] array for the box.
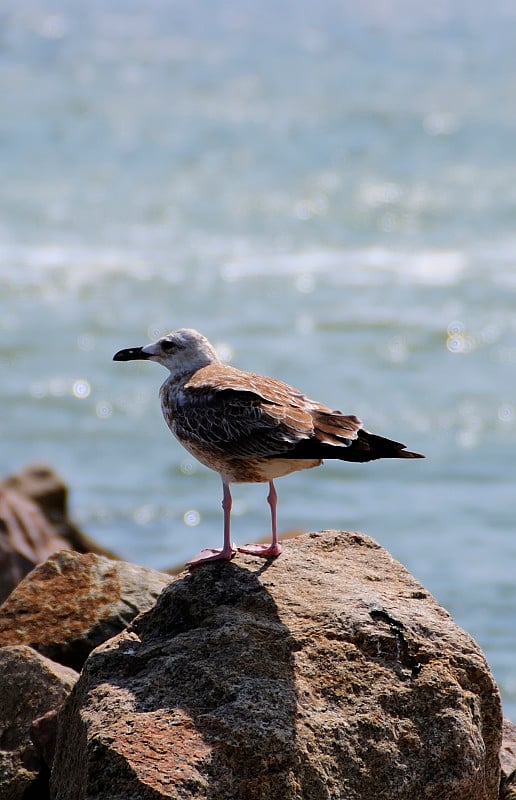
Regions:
[[113, 328, 424, 567]]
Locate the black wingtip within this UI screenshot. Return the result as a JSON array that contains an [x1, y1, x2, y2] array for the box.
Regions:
[[400, 450, 425, 459]]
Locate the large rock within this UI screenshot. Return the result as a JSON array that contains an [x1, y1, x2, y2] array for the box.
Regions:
[[0, 645, 78, 800], [0, 488, 72, 603], [0, 550, 171, 670], [1, 463, 116, 558], [50, 531, 502, 800]]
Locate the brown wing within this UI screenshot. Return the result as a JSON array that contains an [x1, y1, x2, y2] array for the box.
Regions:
[[174, 364, 361, 457], [179, 365, 423, 462]]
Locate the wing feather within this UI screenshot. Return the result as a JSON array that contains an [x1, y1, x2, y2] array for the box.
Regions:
[[165, 364, 362, 458]]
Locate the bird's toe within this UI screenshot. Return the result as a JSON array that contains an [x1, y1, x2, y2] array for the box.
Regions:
[[237, 543, 282, 558], [186, 546, 237, 568]]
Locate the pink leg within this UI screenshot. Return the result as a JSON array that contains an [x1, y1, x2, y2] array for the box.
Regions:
[[186, 481, 236, 567], [237, 480, 283, 558]]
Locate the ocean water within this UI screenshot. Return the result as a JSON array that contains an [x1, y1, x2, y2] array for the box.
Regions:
[[1, 0, 516, 718]]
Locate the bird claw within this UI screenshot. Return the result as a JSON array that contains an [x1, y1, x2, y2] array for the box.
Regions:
[[237, 543, 282, 558], [186, 546, 237, 568]]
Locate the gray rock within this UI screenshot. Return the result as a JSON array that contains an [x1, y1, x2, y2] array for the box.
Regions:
[[50, 531, 502, 800], [0, 550, 172, 670], [0, 645, 78, 800]]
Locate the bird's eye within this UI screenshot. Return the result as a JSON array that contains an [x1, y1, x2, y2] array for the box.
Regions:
[[161, 340, 176, 352]]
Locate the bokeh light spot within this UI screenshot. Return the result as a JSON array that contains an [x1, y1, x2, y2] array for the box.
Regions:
[[498, 405, 514, 423], [295, 273, 315, 293], [133, 505, 155, 525], [215, 342, 234, 363], [72, 379, 91, 398], [180, 459, 197, 475], [387, 336, 407, 363], [77, 333, 95, 351], [96, 401, 113, 419], [183, 509, 201, 527], [447, 320, 464, 336], [446, 335, 464, 353]]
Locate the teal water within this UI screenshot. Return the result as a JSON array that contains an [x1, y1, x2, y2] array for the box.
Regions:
[[1, 1, 516, 718]]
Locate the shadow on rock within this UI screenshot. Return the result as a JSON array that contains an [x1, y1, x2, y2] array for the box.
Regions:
[[52, 559, 325, 800]]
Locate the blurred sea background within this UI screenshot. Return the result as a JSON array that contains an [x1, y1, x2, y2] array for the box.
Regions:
[[1, 0, 516, 716]]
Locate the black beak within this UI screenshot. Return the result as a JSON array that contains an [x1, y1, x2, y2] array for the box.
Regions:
[[113, 347, 151, 362]]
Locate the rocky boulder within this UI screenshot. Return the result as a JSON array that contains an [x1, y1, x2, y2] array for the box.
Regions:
[[0, 550, 172, 670], [50, 531, 502, 800], [1, 463, 117, 558], [0, 645, 78, 800], [0, 488, 72, 604]]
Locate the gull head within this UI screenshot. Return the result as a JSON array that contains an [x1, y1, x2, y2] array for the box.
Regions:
[[113, 328, 220, 375]]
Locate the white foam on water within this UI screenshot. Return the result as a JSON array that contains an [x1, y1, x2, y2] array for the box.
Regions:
[[221, 246, 468, 286], [0, 241, 185, 292]]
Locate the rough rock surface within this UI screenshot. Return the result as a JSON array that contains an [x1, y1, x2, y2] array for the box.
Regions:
[[50, 531, 502, 800], [501, 719, 516, 799], [30, 707, 62, 770], [501, 719, 516, 777], [0, 550, 171, 670], [0, 487, 71, 603], [501, 770, 516, 800], [0, 645, 78, 800]]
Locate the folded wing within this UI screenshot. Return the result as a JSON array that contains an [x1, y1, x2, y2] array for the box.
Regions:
[[171, 364, 424, 462], [167, 365, 357, 458]]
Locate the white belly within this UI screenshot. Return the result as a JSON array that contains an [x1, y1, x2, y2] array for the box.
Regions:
[[177, 437, 321, 483], [246, 457, 322, 483]]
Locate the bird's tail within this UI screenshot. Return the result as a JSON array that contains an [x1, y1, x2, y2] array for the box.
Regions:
[[339, 429, 425, 462], [271, 409, 424, 463]]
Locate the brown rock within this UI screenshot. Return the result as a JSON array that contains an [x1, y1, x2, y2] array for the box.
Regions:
[[50, 531, 502, 800], [0, 645, 78, 800], [0, 488, 72, 603], [0, 550, 171, 670], [1, 463, 117, 558], [501, 719, 516, 779], [500, 770, 516, 800], [30, 707, 61, 768], [0, 463, 121, 602]]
